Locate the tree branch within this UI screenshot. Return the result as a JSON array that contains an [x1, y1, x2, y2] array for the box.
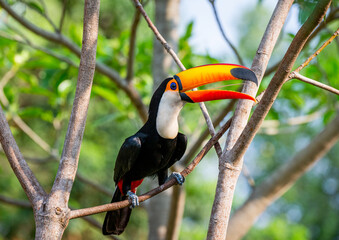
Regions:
[[0, 70, 47, 207], [217, 5, 335, 236], [227, 112, 339, 240], [0, 32, 78, 68], [49, 0, 100, 207], [0, 102, 47, 205], [207, 1, 294, 238], [0, 194, 32, 208], [0, 194, 119, 239], [294, 27, 339, 73], [229, 0, 332, 182], [290, 72, 339, 95]]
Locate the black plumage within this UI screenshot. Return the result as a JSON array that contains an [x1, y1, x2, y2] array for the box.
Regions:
[[102, 78, 187, 235]]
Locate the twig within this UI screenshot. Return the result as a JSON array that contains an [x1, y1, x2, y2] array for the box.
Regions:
[[21, 0, 59, 32], [0, 32, 78, 67], [287, 28, 339, 95], [264, 11, 339, 78], [58, 0, 68, 33], [289, 72, 339, 95], [69, 116, 233, 219], [208, 0, 244, 65], [294, 27, 339, 73], [0, 194, 31, 208], [131, 0, 185, 71]]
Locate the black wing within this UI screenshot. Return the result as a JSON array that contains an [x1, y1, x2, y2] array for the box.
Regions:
[[157, 132, 187, 185], [172, 132, 187, 162], [113, 135, 142, 184]]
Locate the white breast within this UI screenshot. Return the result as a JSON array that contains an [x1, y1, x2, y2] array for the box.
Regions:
[[156, 91, 184, 139]]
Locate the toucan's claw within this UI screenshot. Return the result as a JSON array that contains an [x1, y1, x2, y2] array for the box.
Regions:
[[127, 191, 139, 208], [168, 172, 185, 185]]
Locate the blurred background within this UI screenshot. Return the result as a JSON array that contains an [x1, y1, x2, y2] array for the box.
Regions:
[[0, 0, 338, 239]]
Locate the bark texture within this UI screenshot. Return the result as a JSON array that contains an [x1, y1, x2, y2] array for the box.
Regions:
[[35, 1, 100, 239], [207, 1, 294, 239], [227, 112, 339, 240]]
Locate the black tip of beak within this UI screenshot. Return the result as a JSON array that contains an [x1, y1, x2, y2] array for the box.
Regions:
[[231, 68, 258, 86]]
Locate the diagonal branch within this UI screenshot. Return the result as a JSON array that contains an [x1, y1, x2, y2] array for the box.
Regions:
[[290, 72, 339, 95], [294, 27, 339, 73], [0, 69, 47, 206], [0, 102, 46, 205]]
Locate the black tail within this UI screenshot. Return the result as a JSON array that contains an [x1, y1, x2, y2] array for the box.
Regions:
[[102, 188, 132, 235]]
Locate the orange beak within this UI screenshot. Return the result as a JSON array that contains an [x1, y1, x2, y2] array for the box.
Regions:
[[175, 64, 258, 103]]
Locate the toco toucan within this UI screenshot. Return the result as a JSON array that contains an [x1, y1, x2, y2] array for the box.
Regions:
[[102, 64, 257, 235]]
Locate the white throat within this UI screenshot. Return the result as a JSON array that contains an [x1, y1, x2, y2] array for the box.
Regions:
[[156, 91, 184, 139]]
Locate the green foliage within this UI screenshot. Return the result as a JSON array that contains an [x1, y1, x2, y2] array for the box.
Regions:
[[0, 0, 338, 239]]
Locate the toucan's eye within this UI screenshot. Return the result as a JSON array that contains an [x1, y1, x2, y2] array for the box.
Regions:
[[170, 82, 177, 90]]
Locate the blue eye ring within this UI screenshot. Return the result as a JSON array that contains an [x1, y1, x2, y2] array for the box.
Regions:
[[170, 82, 177, 90]]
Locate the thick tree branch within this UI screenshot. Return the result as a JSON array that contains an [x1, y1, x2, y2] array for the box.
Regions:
[[227, 112, 339, 240], [0, 104, 46, 205], [207, 1, 294, 238], [0, 65, 111, 197], [0, 194, 119, 239], [49, 0, 100, 206]]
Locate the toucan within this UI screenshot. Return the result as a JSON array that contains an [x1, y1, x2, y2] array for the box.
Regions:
[[102, 64, 257, 235]]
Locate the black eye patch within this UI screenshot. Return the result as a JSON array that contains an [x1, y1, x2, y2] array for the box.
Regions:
[[170, 82, 177, 90]]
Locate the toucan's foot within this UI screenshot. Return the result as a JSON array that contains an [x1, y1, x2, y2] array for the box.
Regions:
[[127, 191, 139, 208], [169, 172, 185, 185]]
